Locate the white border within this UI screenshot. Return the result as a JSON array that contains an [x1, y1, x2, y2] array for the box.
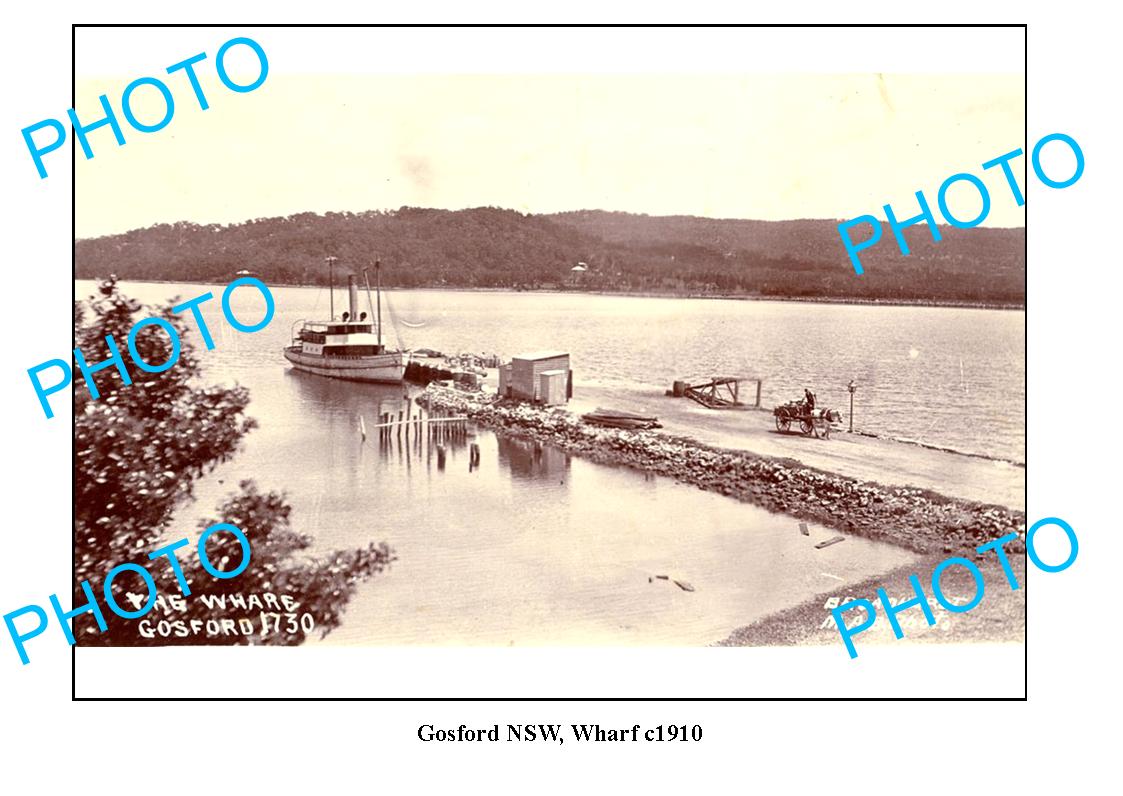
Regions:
[[64, 23, 1026, 700]]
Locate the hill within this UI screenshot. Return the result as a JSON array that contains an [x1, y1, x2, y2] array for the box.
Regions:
[[74, 207, 1025, 305]]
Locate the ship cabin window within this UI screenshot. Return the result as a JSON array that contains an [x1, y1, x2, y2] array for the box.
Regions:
[[322, 323, 373, 335], [322, 345, 385, 356], [302, 323, 374, 340]]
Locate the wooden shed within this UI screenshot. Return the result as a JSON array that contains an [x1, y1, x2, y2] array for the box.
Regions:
[[498, 363, 512, 398], [505, 351, 571, 402], [539, 369, 568, 406]]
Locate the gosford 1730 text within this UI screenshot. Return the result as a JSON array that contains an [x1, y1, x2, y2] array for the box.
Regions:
[[3, 524, 252, 665]]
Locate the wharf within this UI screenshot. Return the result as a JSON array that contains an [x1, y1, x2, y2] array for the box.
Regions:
[[568, 384, 1024, 512], [462, 367, 1023, 512]]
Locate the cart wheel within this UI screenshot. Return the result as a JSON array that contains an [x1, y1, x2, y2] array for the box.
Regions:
[[799, 420, 814, 435], [776, 416, 790, 432]]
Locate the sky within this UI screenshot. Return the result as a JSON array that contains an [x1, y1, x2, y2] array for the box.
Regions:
[[71, 31, 1026, 238]]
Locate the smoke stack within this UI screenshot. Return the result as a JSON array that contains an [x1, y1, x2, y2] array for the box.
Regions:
[[348, 275, 358, 321]]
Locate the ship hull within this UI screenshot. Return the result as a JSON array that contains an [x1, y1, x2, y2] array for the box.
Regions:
[[283, 346, 405, 383]]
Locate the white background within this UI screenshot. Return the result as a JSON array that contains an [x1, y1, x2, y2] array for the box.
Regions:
[[0, 2, 1113, 792]]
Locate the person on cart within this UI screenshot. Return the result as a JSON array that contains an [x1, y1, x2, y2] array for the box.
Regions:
[[804, 388, 816, 414]]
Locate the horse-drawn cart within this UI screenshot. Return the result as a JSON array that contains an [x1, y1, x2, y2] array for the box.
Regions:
[[773, 401, 841, 439]]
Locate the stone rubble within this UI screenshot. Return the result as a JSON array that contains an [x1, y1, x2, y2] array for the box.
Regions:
[[419, 385, 1026, 555]]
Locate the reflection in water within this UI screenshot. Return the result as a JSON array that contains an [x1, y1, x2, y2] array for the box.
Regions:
[[497, 436, 571, 481], [138, 290, 925, 646], [286, 367, 414, 421], [83, 280, 1025, 459]]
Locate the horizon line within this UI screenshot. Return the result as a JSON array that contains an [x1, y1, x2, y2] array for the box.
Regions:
[[76, 205, 1029, 241]]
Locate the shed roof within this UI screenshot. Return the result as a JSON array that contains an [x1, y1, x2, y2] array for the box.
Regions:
[[513, 351, 569, 361]]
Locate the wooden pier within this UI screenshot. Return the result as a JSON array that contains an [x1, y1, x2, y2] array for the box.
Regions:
[[362, 402, 475, 470], [669, 377, 762, 409]]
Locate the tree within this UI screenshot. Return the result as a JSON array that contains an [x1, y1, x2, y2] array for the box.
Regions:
[[74, 277, 394, 646], [74, 208, 1025, 305]]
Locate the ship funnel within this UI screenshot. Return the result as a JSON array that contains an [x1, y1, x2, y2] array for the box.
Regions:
[[348, 275, 359, 321]]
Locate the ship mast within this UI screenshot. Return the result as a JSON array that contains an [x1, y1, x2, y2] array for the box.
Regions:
[[362, 263, 382, 349], [325, 255, 338, 320]]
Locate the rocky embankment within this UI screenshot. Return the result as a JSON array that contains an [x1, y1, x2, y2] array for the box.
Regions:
[[419, 386, 1026, 555]]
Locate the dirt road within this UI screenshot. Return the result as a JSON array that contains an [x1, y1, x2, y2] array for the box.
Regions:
[[571, 384, 1024, 511]]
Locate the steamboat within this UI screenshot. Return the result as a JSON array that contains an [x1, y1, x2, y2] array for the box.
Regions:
[[283, 259, 406, 383]]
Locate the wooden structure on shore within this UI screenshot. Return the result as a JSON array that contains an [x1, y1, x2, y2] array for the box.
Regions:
[[668, 377, 762, 410], [498, 351, 572, 405], [581, 409, 661, 429]]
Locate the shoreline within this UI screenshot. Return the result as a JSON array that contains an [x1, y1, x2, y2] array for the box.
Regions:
[[569, 384, 1024, 507], [850, 431, 1024, 468], [717, 554, 1026, 648], [419, 385, 1026, 557], [74, 276, 1026, 312]]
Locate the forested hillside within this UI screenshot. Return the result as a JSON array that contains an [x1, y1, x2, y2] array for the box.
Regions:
[[75, 207, 1025, 305]]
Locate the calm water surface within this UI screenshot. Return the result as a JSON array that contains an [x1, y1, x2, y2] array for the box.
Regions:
[[77, 280, 1020, 644], [164, 373, 919, 646], [91, 281, 1025, 460]]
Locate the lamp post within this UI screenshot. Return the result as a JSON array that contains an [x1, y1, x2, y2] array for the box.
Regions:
[[847, 380, 857, 433]]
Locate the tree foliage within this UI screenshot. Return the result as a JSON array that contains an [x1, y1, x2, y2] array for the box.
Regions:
[[74, 277, 394, 646], [75, 207, 1025, 305]]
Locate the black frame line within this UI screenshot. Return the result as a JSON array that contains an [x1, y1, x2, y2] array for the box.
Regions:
[[70, 20, 1028, 700]]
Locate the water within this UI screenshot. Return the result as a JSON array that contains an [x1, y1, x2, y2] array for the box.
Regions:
[[84, 281, 1024, 461], [386, 289, 1025, 462], [152, 371, 919, 646], [76, 280, 1022, 644]]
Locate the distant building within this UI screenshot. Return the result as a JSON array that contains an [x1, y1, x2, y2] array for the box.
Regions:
[[499, 351, 572, 404], [566, 263, 589, 288]]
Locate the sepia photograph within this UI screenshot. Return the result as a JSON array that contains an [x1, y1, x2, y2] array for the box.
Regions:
[[19, 8, 1123, 795], [70, 28, 1026, 657]]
